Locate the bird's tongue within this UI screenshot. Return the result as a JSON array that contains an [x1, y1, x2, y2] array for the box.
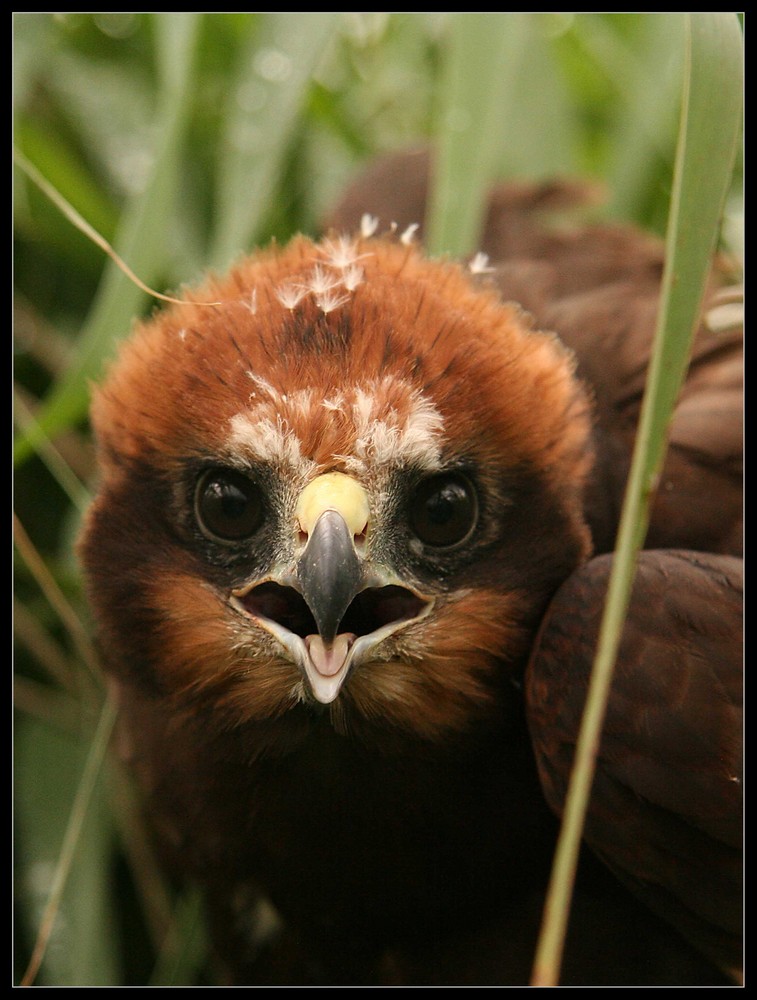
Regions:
[[307, 633, 352, 676], [304, 634, 355, 704]]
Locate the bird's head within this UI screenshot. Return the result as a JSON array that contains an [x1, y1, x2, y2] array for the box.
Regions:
[[80, 229, 593, 750]]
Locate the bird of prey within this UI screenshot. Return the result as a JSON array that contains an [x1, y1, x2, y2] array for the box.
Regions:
[[79, 154, 742, 986]]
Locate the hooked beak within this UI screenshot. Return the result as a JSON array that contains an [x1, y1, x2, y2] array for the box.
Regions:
[[297, 506, 365, 645], [231, 473, 432, 705]]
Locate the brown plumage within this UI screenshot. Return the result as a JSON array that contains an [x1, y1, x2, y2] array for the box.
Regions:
[[326, 147, 743, 558], [527, 550, 743, 982], [79, 155, 742, 985]]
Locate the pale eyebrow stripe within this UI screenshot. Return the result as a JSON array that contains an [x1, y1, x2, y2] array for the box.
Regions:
[[227, 378, 446, 476]]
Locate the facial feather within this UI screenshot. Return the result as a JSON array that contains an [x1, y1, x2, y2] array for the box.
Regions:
[[81, 232, 593, 750], [89, 236, 590, 481]]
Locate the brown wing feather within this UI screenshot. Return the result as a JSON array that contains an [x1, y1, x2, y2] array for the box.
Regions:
[[525, 550, 743, 980]]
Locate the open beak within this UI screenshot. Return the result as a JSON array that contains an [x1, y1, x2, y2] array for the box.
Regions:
[[296, 482, 367, 646], [231, 473, 432, 705]]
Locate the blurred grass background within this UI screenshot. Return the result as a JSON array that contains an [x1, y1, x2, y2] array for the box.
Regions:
[[13, 13, 743, 986]]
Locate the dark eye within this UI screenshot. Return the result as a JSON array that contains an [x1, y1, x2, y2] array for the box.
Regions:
[[409, 473, 478, 548], [195, 468, 265, 541]]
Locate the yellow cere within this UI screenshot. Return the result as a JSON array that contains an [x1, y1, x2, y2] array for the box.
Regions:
[[296, 472, 370, 538]]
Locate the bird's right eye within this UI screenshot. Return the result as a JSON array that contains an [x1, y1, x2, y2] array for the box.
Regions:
[[195, 468, 265, 542]]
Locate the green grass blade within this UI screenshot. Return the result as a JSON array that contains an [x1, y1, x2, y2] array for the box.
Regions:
[[17, 697, 118, 986], [208, 12, 342, 270], [148, 889, 208, 986], [426, 13, 530, 257], [531, 12, 743, 986], [13, 516, 100, 683], [13, 13, 202, 468], [13, 118, 120, 260], [13, 392, 91, 516], [601, 13, 685, 225]]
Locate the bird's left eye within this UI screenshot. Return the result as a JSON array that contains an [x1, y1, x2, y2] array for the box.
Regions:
[[195, 468, 265, 542], [409, 472, 478, 548]]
